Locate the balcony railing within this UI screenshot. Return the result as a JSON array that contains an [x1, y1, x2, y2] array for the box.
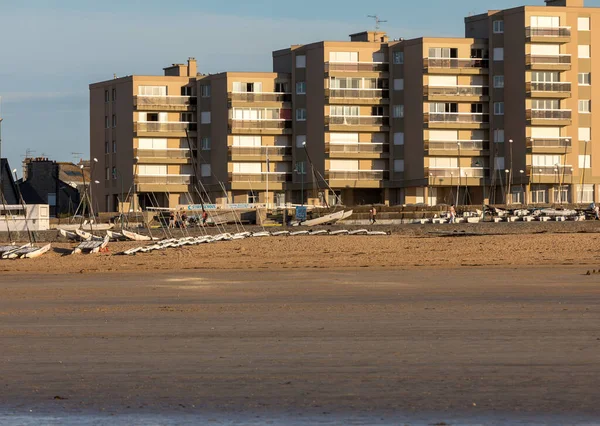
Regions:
[[424, 58, 489, 70], [527, 109, 572, 120], [324, 62, 389, 73], [425, 112, 489, 124], [134, 149, 192, 159], [526, 54, 571, 65], [326, 170, 389, 181], [326, 143, 389, 154], [135, 122, 197, 132], [228, 146, 292, 157], [228, 92, 292, 103], [134, 95, 196, 108], [424, 85, 489, 97], [229, 173, 291, 183], [135, 175, 193, 185], [427, 168, 488, 178], [326, 88, 389, 99], [426, 140, 489, 151], [326, 116, 389, 126], [527, 82, 572, 93], [532, 166, 573, 176], [229, 119, 292, 130], [526, 26, 571, 38], [527, 138, 572, 149]]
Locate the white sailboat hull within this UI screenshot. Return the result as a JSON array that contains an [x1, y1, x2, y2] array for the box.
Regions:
[[122, 229, 154, 241], [58, 224, 115, 231]]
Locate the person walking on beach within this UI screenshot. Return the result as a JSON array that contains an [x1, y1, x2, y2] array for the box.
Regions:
[[169, 211, 175, 229], [595, 204, 600, 220], [369, 206, 377, 224], [202, 209, 208, 226], [449, 205, 456, 224]]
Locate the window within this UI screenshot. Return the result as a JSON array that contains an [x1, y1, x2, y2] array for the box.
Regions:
[[104, 90, 109, 102], [429, 48, 458, 58], [579, 45, 591, 58], [295, 161, 306, 174], [296, 108, 306, 121], [275, 82, 288, 93], [494, 129, 505, 143], [392, 105, 404, 118], [530, 16, 560, 28], [578, 17, 591, 31], [577, 184, 594, 203], [104, 116, 109, 129], [200, 85, 211, 97], [105, 168, 110, 181], [201, 137, 211, 150], [330, 106, 360, 116], [112, 114, 117, 127], [429, 157, 458, 168], [138, 86, 167, 96], [579, 155, 591, 169], [533, 99, 559, 110], [138, 165, 167, 175], [531, 186, 547, 204], [112, 88, 116, 101], [200, 164, 211, 177], [393, 51, 404, 64], [112, 167, 117, 180], [296, 135, 306, 148], [48, 193, 56, 206], [138, 138, 167, 149], [495, 157, 505, 170], [393, 79, 404, 90], [494, 75, 505, 88], [181, 112, 193, 122], [493, 20, 504, 34], [112, 141, 117, 153], [296, 55, 306, 68], [579, 100, 591, 113], [494, 102, 505, 115], [104, 141, 109, 154], [393, 132, 404, 145], [532, 71, 560, 83], [181, 86, 194, 96], [329, 52, 358, 63], [296, 82, 306, 95], [493, 48, 504, 61], [578, 73, 591, 86], [532, 154, 562, 167], [201, 112, 211, 124], [579, 127, 591, 141], [394, 160, 405, 172]]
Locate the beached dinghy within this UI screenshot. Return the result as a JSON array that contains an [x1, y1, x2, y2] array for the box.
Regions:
[[72, 235, 109, 255], [294, 210, 346, 227], [340, 210, 354, 221], [0, 243, 31, 258], [348, 229, 369, 236], [329, 229, 349, 236], [251, 231, 271, 238], [75, 229, 103, 242], [271, 231, 290, 237], [309, 230, 329, 236], [122, 229, 157, 242], [6, 243, 52, 259], [290, 230, 309, 236], [366, 231, 390, 236], [58, 228, 80, 241], [106, 230, 127, 241], [59, 223, 115, 231]]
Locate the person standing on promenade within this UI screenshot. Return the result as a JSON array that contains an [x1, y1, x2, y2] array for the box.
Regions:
[[169, 211, 175, 229], [595, 204, 600, 220], [370, 206, 377, 224], [449, 205, 456, 224]]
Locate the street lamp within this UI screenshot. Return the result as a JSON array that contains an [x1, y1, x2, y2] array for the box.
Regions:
[[580, 140, 589, 205], [456, 142, 461, 206], [429, 172, 433, 206], [519, 169, 525, 205], [554, 165, 560, 203], [504, 169, 510, 205]]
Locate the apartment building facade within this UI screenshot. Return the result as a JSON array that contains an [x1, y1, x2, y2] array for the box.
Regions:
[[90, 0, 600, 211]]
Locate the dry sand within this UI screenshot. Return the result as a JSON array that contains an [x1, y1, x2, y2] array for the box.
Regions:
[[0, 267, 599, 417], [0, 232, 599, 274]]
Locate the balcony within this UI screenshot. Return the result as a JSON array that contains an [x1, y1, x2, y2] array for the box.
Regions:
[[526, 82, 571, 98], [424, 58, 489, 75], [324, 62, 389, 74], [135, 122, 197, 136], [135, 175, 193, 192], [424, 112, 489, 129], [526, 54, 571, 71], [325, 88, 389, 105], [326, 170, 389, 188], [427, 168, 489, 186], [133, 148, 192, 164], [229, 172, 291, 190], [325, 142, 389, 159], [424, 85, 489, 101], [526, 26, 571, 43], [425, 140, 489, 155], [134, 95, 197, 111], [228, 146, 292, 160], [229, 119, 292, 135], [326, 115, 389, 131], [527, 109, 572, 126], [527, 165, 573, 184], [228, 92, 292, 104], [526, 137, 572, 153]]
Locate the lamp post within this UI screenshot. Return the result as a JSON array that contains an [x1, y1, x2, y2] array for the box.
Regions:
[[519, 169, 525, 205], [505, 169, 510, 205], [554, 165, 560, 204], [580, 140, 589, 205], [456, 142, 462, 206], [429, 172, 433, 206], [508, 139, 514, 203]]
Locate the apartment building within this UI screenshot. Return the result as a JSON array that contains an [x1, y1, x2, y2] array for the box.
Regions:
[[90, 0, 600, 211], [90, 59, 198, 212]]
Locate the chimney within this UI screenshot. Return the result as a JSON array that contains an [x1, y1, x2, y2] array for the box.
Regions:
[[187, 58, 197, 76], [545, 0, 584, 6]]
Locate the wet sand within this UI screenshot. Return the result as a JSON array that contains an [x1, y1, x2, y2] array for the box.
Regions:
[[0, 232, 600, 274], [1, 267, 599, 419]]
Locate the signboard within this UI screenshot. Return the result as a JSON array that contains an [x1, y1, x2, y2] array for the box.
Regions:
[[180, 204, 254, 211], [295, 206, 307, 221]]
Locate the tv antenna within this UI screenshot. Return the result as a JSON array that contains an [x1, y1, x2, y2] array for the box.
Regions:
[[368, 15, 387, 41]]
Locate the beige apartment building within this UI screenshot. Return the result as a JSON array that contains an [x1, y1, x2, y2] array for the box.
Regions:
[[90, 0, 600, 211]]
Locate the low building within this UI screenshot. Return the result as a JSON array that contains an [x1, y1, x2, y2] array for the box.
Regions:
[[0, 158, 19, 205]]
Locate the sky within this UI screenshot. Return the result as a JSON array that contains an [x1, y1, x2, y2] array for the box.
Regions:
[[0, 0, 598, 172]]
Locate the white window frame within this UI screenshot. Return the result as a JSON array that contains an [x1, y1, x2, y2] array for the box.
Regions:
[[201, 137, 211, 151], [579, 127, 591, 141], [296, 55, 306, 68], [579, 45, 591, 59], [296, 81, 306, 95], [578, 17, 591, 31], [579, 155, 591, 169], [494, 102, 505, 116], [494, 129, 505, 143], [493, 20, 504, 34], [392, 105, 404, 118], [494, 75, 504, 88], [579, 100, 591, 113], [200, 85, 211, 98], [578, 73, 591, 86], [296, 108, 307, 121], [493, 48, 504, 61]]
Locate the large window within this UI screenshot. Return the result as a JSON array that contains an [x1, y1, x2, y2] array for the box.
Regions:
[[429, 157, 458, 168], [578, 73, 591, 85], [579, 45, 591, 58], [296, 55, 306, 68], [393, 51, 404, 64], [579, 155, 591, 169], [330, 106, 360, 116], [329, 52, 358, 63], [201, 137, 211, 150], [394, 160, 405, 172], [138, 165, 168, 175], [429, 48, 457, 58], [578, 17, 591, 31], [296, 108, 307, 121], [201, 111, 211, 124], [392, 105, 404, 118], [532, 71, 560, 82], [494, 102, 505, 116], [576, 184, 594, 203], [579, 127, 591, 141], [200, 164, 211, 177], [493, 48, 504, 61], [494, 129, 505, 143], [138, 86, 167, 96], [138, 138, 167, 149], [530, 16, 560, 28], [394, 132, 404, 145], [532, 154, 562, 167], [494, 75, 504, 88], [296, 81, 306, 94], [200, 85, 211, 97], [532, 99, 560, 110], [233, 82, 263, 93], [493, 20, 504, 34]]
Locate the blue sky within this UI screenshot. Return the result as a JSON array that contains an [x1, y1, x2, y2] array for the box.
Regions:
[[0, 0, 597, 170]]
